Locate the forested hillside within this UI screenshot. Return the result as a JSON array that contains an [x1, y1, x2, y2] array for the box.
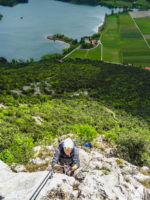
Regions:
[[0, 58, 149, 168], [0, 0, 28, 6], [58, 0, 150, 9], [0, 14, 3, 20]]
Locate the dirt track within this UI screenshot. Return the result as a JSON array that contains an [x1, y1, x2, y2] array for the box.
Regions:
[[144, 34, 150, 39]]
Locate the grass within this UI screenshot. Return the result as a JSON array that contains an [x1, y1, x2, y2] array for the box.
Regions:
[[101, 14, 121, 63], [67, 12, 150, 66], [66, 49, 87, 59], [120, 13, 150, 66], [134, 17, 150, 47], [139, 179, 150, 189], [0, 59, 149, 166], [85, 45, 101, 60], [66, 45, 101, 60], [134, 17, 150, 34], [100, 12, 150, 67], [147, 39, 150, 45]]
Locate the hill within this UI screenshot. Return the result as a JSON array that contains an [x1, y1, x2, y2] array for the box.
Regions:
[[58, 0, 150, 9], [0, 0, 28, 6], [0, 58, 149, 168]]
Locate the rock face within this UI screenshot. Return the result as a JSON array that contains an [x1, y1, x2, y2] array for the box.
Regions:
[[0, 148, 150, 200], [36, 150, 150, 200], [0, 160, 47, 200]]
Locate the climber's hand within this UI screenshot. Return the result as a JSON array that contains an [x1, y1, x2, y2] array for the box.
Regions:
[[54, 164, 61, 171]]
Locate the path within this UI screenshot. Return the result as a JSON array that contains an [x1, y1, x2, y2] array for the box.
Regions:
[[62, 45, 80, 60]]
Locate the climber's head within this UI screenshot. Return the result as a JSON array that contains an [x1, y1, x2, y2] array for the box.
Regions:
[[63, 138, 74, 155]]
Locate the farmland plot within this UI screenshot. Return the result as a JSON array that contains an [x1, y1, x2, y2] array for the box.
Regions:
[[119, 13, 150, 67], [101, 15, 121, 63], [134, 16, 150, 46]]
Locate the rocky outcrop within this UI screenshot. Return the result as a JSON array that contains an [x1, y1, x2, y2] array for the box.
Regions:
[[0, 146, 150, 200], [36, 150, 150, 200], [0, 160, 47, 200]]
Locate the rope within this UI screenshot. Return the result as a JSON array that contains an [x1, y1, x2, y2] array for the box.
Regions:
[[29, 169, 53, 200], [29, 150, 94, 200]]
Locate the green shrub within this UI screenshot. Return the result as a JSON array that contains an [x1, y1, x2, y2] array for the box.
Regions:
[[73, 124, 98, 143], [10, 135, 34, 164], [2, 109, 9, 116], [0, 149, 14, 164], [116, 132, 150, 166], [104, 129, 118, 141]]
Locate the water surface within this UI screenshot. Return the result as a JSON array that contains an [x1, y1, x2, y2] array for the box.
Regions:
[[0, 0, 117, 61]]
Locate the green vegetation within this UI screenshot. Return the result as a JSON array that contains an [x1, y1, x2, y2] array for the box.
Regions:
[[58, 0, 150, 9], [46, 33, 80, 59], [66, 32, 101, 60], [134, 17, 150, 46], [85, 45, 101, 60], [80, 43, 94, 49], [0, 0, 28, 6], [147, 39, 150, 45], [135, 17, 150, 34], [67, 49, 87, 59], [67, 45, 101, 60], [101, 12, 150, 67], [73, 124, 98, 143], [0, 14, 3, 20], [101, 14, 121, 63], [0, 58, 149, 167], [51, 33, 78, 45], [120, 13, 150, 66]]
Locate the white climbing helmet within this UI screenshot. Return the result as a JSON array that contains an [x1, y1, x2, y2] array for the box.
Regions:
[[63, 138, 74, 151]]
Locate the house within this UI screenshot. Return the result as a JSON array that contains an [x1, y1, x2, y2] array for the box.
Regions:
[[91, 40, 97, 45], [145, 67, 150, 71], [84, 37, 90, 43]]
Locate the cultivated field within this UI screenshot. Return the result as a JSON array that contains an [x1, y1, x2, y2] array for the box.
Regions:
[[120, 13, 150, 67], [101, 15, 121, 63], [66, 12, 150, 67], [134, 16, 150, 46], [101, 12, 150, 67]]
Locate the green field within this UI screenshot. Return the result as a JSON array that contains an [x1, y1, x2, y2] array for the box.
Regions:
[[66, 13, 150, 66], [147, 39, 150, 45], [101, 13, 150, 67], [66, 44, 101, 60], [134, 17, 150, 47], [101, 14, 121, 63], [120, 13, 150, 66], [134, 17, 150, 34]]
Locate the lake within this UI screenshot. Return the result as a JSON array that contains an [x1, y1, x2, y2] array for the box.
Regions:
[[0, 0, 119, 61]]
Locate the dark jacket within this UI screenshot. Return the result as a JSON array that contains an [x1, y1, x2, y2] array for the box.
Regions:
[[51, 140, 80, 168]]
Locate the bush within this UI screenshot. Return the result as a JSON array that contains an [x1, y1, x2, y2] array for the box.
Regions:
[[80, 43, 94, 49], [116, 132, 150, 166], [41, 53, 61, 61], [9, 135, 34, 164], [73, 124, 98, 143], [0, 149, 14, 164]]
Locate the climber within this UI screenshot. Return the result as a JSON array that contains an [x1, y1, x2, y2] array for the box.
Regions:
[[51, 138, 80, 176]]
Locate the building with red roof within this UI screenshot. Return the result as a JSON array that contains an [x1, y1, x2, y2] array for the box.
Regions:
[[145, 67, 150, 71]]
